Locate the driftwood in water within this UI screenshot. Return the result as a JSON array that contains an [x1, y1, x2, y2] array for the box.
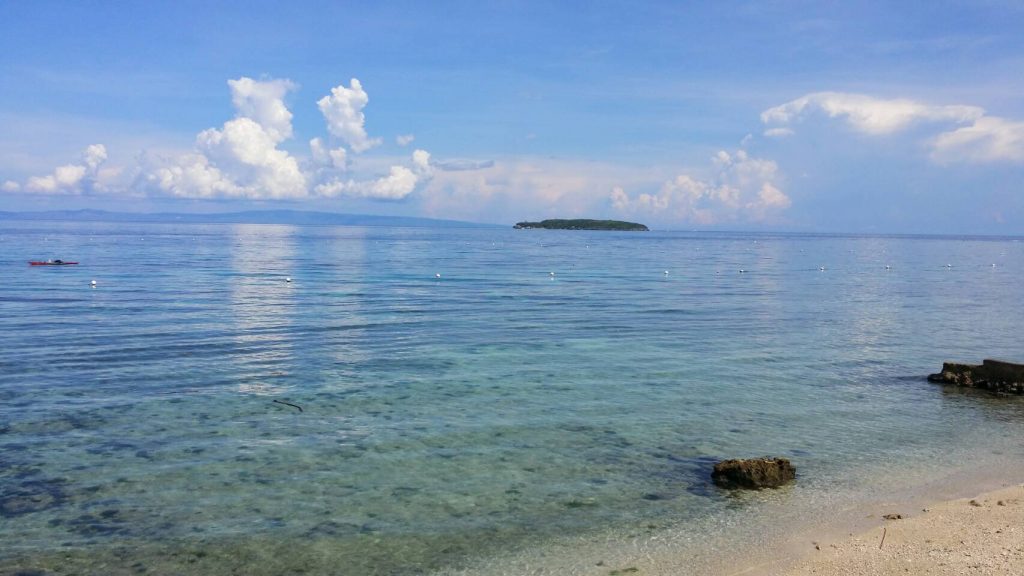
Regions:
[[272, 399, 304, 412]]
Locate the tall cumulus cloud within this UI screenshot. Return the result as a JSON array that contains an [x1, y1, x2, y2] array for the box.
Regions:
[[317, 79, 383, 153], [134, 77, 430, 201]]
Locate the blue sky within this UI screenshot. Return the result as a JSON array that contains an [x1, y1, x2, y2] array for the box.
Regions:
[[1, 1, 1023, 232]]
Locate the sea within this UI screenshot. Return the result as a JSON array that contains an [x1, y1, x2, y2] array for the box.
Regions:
[[1, 220, 1023, 575]]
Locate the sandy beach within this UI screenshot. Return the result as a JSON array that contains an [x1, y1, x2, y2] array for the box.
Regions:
[[778, 483, 1024, 576]]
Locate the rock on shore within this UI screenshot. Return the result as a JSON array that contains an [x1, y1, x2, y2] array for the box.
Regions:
[[927, 359, 1024, 394]]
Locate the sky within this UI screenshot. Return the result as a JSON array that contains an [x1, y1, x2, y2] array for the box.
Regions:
[[1, 1, 1023, 233]]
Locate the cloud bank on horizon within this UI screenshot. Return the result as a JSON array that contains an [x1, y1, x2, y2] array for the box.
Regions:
[[4, 76, 1023, 230]]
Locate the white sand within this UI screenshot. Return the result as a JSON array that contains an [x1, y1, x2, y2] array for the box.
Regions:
[[779, 483, 1024, 576]]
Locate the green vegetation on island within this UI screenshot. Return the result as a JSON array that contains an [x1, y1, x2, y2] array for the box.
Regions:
[[513, 219, 649, 231]]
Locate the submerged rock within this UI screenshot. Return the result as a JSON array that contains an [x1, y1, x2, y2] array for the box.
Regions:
[[711, 457, 795, 489], [927, 359, 1024, 394]]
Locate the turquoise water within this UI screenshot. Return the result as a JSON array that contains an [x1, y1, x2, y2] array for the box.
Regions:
[[1, 221, 1023, 575]]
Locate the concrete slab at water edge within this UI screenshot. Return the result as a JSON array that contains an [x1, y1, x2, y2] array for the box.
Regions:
[[928, 359, 1024, 394]]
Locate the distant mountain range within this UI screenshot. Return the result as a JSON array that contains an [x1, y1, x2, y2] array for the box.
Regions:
[[0, 209, 495, 228]]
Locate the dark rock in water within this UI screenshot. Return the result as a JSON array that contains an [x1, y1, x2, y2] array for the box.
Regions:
[[711, 457, 795, 489], [927, 359, 1024, 394]]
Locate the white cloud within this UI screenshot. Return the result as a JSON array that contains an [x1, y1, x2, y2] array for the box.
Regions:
[[142, 152, 242, 198], [317, 78, 382, 153], [396, 134, 415, 146], [139, 77, 436, 201], [142, 77, 307, 199], [309, 137, 347, 170], [314, 149, 432, 200], [195, 117, 306, 198], [412, 149, 432, 175], [314, 166, 416, 200], [82, 143, 107, 171], [932, 116, 1024, 164], [19, 144, 108, 194], [369, 166, 419, 199], [610, 149, 789, 225], [762, 92, 983, 135], [2, 180, 20, 192], [763, 91, 1024, 165], [227, 77, 297, 142]]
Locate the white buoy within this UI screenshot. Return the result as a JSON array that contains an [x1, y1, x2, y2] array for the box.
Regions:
[[945, 264, 952, 268], [435, 273, 441, 279], [739, 269, 746, 273], [885, 265, 891, 270], [90, 280, 97, 287], [549, 271, 555, 276], [819, 266, 825, 271], [664, 270, 669, 275], [991, 263, 997, 267], [285, 277, 292, 283]]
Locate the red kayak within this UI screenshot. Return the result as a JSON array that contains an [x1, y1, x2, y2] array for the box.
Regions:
[[29, 260, 78, 266]]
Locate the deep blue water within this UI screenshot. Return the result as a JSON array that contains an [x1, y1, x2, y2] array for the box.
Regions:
[[1, 221, 1023, 575]]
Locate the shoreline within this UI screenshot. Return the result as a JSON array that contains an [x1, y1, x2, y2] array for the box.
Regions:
[[440, 459, 1024, 576], [658, 471, 1024, 576], [4, 467, 1019, 573]]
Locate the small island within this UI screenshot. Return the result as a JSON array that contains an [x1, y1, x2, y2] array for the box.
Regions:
[[513, 219, 649, 231]]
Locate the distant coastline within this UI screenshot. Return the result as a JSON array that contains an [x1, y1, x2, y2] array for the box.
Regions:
[[513, 218, 649, 231]]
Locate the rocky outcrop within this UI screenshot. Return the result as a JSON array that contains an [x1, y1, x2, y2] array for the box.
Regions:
[[711, 457, 795, 489], [927, 359, 1024, 394]]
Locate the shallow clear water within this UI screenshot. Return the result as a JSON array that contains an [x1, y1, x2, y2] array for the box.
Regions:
[[1, 221, 1023, 575]]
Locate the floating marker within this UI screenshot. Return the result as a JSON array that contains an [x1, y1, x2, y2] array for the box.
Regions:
[[549, 271, 555, 276], [819, 266, 825, 271], [739, 269, 746, 273], [90, 280, 97, 287], [664, 270, 669, 275], [285, 277, 292, 283], [435, 273, 441, 278], [885, 265, 891, 270]]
